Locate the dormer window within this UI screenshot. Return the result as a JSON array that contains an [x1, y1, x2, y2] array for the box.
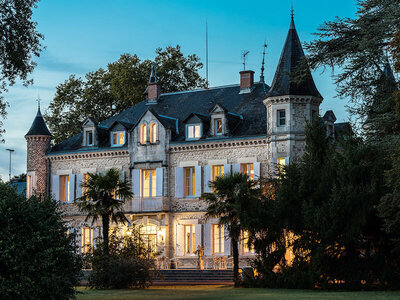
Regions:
[[86, 131, 93, 146], [150, 123, 157, 143], [214, 118, 223, 135], [140, 124, 147, 144], [277, 110, 286, 127], [187, 124, 201, 140], [112, 131, 125, 146]]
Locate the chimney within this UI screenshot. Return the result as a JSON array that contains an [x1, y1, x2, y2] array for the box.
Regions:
[[147, 62, 161, 104], [239, 70, 254, 93]]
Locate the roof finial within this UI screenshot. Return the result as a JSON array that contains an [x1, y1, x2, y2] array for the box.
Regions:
[[149, 61, 158, 83], [290, 2, 294, 20], [36, 95, 41, 111], [260, 40, 267, 83]]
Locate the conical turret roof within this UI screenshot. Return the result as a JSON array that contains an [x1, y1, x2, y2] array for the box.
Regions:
[[267, 17, 322, 98], [26, 107, 51, 136]]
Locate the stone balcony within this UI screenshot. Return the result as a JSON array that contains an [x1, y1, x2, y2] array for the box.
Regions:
[[130, 196, 169, 212]]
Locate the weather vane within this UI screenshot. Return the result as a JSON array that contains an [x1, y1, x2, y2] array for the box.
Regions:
[[290, 2, 294, 19], [260, 41, 268, 83], [36, 95, 41, 110], [241, 50, 250, 71]]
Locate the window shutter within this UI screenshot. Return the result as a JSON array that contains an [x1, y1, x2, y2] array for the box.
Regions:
[[204, 223, 212, 256], [195, 224, 202, 251], [69, 174, 75, 203], [176, 224, 184, 257], [132, 169, 140, 198], [203, 165, 211, 193], [254, 162, 261, 180], [224, 164, 231, 176], [233, 164, 241, 174], [119, 169, 125, 183], [76, 174, 83, 198], [285, 157, 290, 166], [175, 167, 183, 198], [93, 227, 99, 248], [52, 175, 59, 201], [68, 227, 75, 235], [194, 166, 202, 197], [224, 225, 231, 256], [156, 167, 164, 197]]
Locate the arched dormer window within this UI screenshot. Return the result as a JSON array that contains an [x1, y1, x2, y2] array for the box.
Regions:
[[140, 124, 147, 144], [150, 123, 157, 143]]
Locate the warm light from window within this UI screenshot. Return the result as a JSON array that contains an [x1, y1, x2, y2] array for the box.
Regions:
[[215, 118, 223, 135], [81, 227, 93, 254], [140, 124, 147, 144], [142, 169, 156, 198], [59, 175, 70, 203], [184, 225, 196, 255], [112, 131, 125, 146], [212, 224, 224, 254], [27, 175, 32, 198], [150, 123, 157, 143], [184, 167, 195, 197], [187, 125, 201, 139], [277, 157, 286, 166], [240, 163, 254, 180]]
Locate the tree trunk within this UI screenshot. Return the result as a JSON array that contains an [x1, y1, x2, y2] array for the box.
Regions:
[[232, 236, 240, 287], [102, 213, 110, 255]]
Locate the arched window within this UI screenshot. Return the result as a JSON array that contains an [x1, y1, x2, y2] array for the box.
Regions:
[[150, 123, 157, 143], [140, 124, 147, 144]]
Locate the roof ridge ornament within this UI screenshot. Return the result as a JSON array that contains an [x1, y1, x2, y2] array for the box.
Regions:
[[149, 61, 158, 83], [290, 3, 295, 29]]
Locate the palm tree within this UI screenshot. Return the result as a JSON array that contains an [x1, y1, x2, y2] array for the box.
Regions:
[[202, 172, 259, 287], [75, 168, 133, 255]]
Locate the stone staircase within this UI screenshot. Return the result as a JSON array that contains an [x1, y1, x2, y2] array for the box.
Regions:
[[153, 269, 234, 285]]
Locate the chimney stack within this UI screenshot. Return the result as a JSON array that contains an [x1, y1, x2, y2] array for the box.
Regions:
[[239, 70, 254, 93], [147, 62, 161, 104]]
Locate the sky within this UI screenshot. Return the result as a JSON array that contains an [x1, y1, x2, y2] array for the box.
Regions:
[[0, 0, 358, 180]]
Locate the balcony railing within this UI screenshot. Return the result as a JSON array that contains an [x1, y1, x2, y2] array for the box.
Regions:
[[131, 197, 169, 212]]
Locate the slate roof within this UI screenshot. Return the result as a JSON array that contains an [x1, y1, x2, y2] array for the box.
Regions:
[[49, 82, 269, 154], [26, 108, 52, 136], [267, 17, 322, 98]]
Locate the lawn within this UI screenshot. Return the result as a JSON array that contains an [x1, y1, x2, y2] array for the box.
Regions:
[[76, 285, 400, 300]]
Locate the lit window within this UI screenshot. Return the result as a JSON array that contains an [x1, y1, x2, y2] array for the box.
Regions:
[[112, 131, 125, 146], [212, 165, 224, 182], [140, 124, 147, 144], [187, 124, 201, 139], [27, 175, 32, 198], [139, 225, 157, 251], [86, 131, 93, 146], [184, 225, 196, 255], [241, 231, 254, 254], [81, 227, 93, 254], [184, 167, 196, 197], [277, 157, 286, 166], [141, 169, 156, 198], [59, 175, 70, 203], [214, 118, 223, 135], [240, 163, 254, 180], [277, 110, 286, 127], [212, 224, 224, 254], [150, 123, 157, 143]]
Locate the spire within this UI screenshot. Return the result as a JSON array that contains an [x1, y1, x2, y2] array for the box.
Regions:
[[266, 12, 322, 98], [25, 103, 51, 137], [260, 41, 267, 83], [149, 62, 158, 83]]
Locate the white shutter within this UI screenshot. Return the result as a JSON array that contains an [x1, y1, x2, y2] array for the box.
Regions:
[[203, 165, 211, 193], [93, 227, 99, 248], [68, 227, 75, 235], [156, 168, 164, 197], [204, 223, 212, 256], [52, 175, 59, 201], [224, 164, 231, 176], [233, 164, 241, 174], [132, 169, 140, 198], [76, 174, 83, 198], [194, 166, 202, 197], [224, 225, 231, 256], [175, 167, 183, 198], [69, 174, 75, 203], [119, 169, 125, 183], [195, 224, 202, 250], [254, 162, 261, 180], [285, 157, 290, 166], [176, 224, 184, 256]]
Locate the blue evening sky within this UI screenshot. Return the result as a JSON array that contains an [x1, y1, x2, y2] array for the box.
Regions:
[[0, 0, 358, 180]]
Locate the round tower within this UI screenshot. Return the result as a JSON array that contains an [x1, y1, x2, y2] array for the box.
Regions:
[[25, 104, 52, 197]]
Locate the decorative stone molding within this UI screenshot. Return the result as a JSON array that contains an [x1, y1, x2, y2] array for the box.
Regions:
[[48, 149, 129, 161], [263, 95, 322, 107], [170, 138, 268, 152]]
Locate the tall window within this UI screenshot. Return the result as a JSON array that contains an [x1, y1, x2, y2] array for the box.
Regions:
[[86, 131, 93, 146], [26, 175, 32, 198], [241, 163, 254, 180], [139, 225, 157, 251], [212, 224, 224, 254], [81, 173, 89, 196], [150, 123, 157, 143], [184, 167, 195, 197], [212, 165, 224, 181], [187, 124, 201, 139], [277, 157, 286, 166], [141, 169, 156, 198], [184, 225, 196, 255], [140, 124, 147, 144], [112, 131, 125, 146], [277, 109, 286, 127], [59, 175, 70, 203], [81, 227, 93, 254], [214, 118, 223, 135], [241, 231, 254, 255]]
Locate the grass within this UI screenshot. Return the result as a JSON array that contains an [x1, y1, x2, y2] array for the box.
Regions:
[[76, 285, 400, 300]]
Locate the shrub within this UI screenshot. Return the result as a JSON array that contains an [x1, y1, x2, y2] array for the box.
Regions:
[[0, 183, 82, 300], [87, 228, 158, 289]]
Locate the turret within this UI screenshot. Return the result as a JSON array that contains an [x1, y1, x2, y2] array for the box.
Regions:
[[25, 104, 52, 197]]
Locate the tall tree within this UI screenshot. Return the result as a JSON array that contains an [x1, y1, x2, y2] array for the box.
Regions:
[[0, 0, 44, 141], [45, 45, 207, 143], [75, 168, 133, 255], [202, 173, 260, 287]]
